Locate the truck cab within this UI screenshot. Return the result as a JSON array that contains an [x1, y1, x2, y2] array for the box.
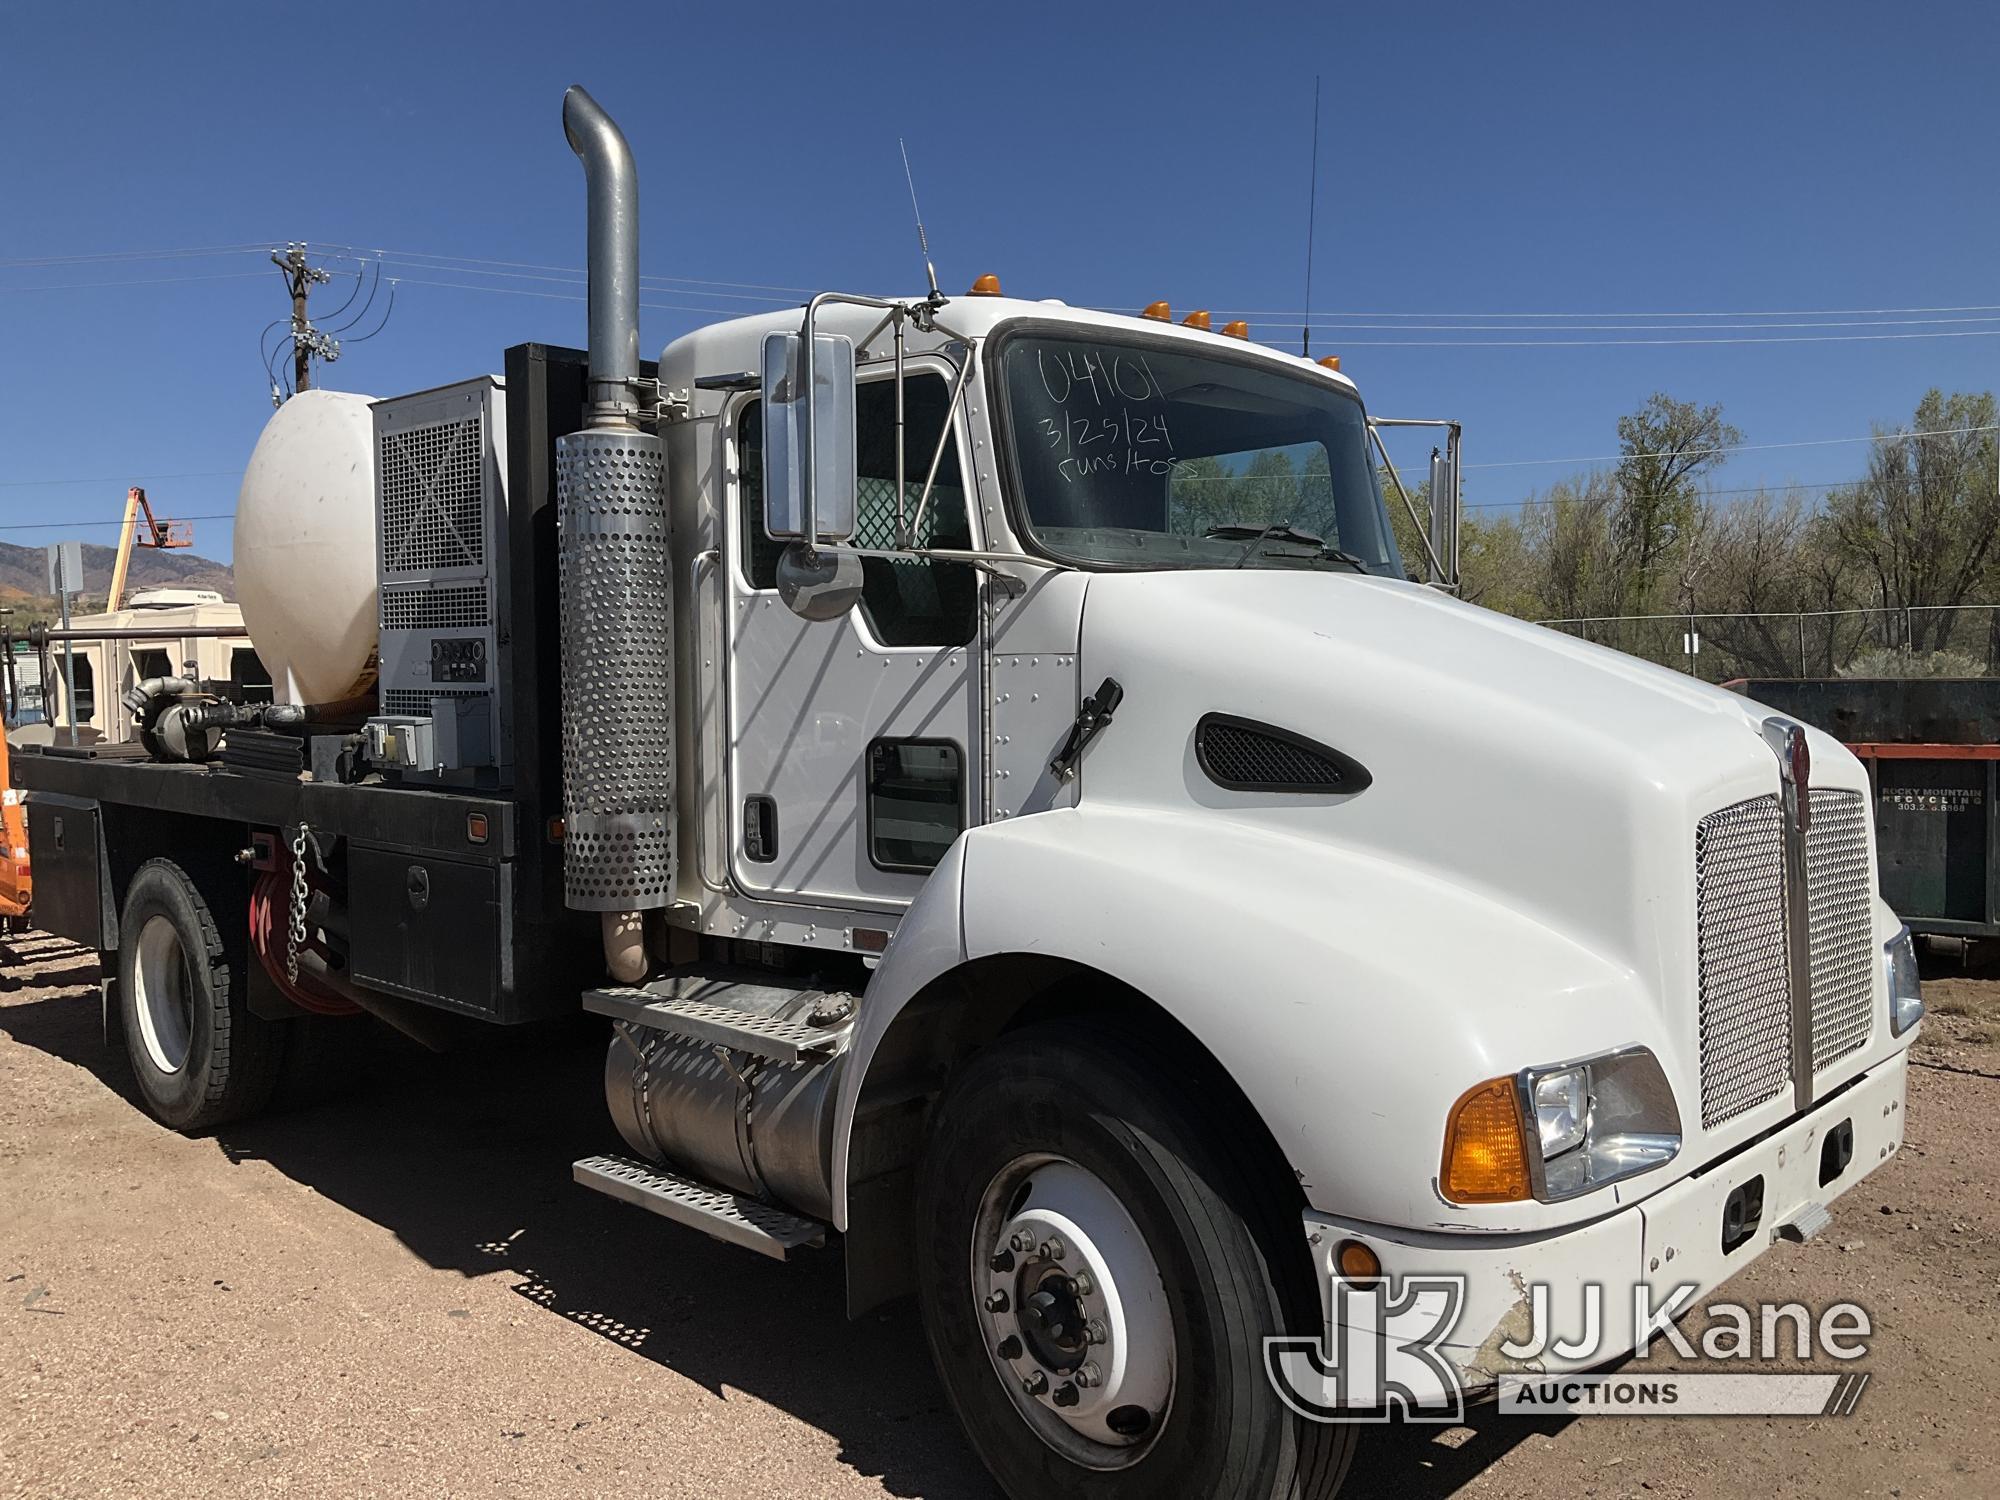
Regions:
[[12, 89, 1923, 1500]]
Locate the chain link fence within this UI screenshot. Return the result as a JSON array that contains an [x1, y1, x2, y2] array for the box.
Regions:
[[1535, 605, 2000, 681]]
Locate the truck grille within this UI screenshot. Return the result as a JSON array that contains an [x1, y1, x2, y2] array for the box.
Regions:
[[1694, 796, 1794, 1128], [1806, 789, 1875, 1072], [1693, 790, 1875, 1129]]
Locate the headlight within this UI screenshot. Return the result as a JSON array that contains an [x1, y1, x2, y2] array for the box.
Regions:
[[1441, 1046, 1682, 1206], [1531, 1068, 1589, 1158], [1886, 926, 1923, 1037]]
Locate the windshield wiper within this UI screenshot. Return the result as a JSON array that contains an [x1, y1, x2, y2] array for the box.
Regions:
[[1202, 522, 1368, 572]]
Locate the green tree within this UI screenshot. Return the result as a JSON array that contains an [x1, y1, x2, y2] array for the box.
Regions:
[[1613, 394, 1741, 614], [1824, 388, 2000, 654]]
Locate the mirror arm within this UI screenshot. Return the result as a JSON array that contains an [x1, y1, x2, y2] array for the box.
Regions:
[[1368, 419, 1447, 585]]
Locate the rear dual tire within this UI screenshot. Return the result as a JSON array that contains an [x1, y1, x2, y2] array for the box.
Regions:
[[117, 857, 284, 1131]]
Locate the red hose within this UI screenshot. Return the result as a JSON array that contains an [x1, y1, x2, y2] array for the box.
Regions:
[[249, 862, 361, 1017]]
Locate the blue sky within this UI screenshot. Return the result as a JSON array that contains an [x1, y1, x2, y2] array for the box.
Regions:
[[2, 0, 1995, 565]]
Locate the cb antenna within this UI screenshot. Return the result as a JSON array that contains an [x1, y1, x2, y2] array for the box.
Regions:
[[1302, 75, 1322, 359], [900, 138, 943, 304]]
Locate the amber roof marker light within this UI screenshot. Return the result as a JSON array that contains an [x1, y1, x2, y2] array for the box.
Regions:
[[1220, 320, 1250, 340], [1318, 355, 1341, 372], [1181, 310, 1212, 331], [968, 273, 1003, 296], [1140, 301, 1172, 322]]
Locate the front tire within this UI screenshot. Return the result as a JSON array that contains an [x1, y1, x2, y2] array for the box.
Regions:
[[915, 1020, 1353, 1499], [117, 857, 283, 1131]]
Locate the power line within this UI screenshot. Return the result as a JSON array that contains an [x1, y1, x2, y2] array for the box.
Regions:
[[381, 273, 788, 318], [1253, 327, 2000, 349], [1461, 422, 2000, 471], [0, 513, 235, 533], [1237, 312, 2000, 333], [359, 256, 795, 306], [0, 271, 271, 294], [1466, 481, 1853, 511], [312, 242, 815, 297], [0, 245, 269, 270], [0, 472, 242, 489], [1215, 300, 2000, 320]]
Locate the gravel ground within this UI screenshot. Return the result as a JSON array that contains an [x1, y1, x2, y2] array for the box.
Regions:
[[2, 933, 1997, 1499]]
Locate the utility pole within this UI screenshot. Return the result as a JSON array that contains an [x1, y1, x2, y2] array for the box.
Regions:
[[272, 243, 333, 401], [0, 609, 14, 725]]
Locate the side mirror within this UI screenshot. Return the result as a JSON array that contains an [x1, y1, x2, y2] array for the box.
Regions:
[[761, 330, 857, 544]]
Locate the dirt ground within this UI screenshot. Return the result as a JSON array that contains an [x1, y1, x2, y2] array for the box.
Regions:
[[1, 935, 1997, 1500]]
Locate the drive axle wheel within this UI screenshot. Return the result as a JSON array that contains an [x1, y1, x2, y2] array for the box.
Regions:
[[117, 857, 282, 1132], [916, 1020, 1354, 1499]]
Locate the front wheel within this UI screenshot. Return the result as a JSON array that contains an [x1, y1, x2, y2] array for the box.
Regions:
[[915, 1021, 1353, 1499]]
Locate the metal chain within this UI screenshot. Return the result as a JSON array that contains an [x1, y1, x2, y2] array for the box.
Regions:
[[286, 823, 311, 985]]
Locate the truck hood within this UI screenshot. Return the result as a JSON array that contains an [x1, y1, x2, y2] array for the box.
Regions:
[[1073, 568, 1869, 1011]]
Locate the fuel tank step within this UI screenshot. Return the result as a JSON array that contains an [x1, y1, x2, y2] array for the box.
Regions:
[[583, 970, 853, 1065], [572, 1153, 828, 1260]]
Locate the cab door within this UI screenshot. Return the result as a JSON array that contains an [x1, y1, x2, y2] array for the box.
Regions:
[[723, 363, 981, 910]]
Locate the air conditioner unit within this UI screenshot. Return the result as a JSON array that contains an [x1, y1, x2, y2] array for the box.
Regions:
[[369, 376, 511, 778]]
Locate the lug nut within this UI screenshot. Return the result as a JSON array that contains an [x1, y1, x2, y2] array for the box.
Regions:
[[1073, 1272, 1094, 1295], [1053, 1382, 1080, 1407], [1021, 1370, 1049, 1396], [984, 1291, 1010, 1313], [989, 1249, 1015, 1273], [1086, 1318, 1107, 1345], [1041, 1236, 1066, 1261], [1076, 1362, 1103, 1389], [1010, 1229, 1037, 1253], [997, 1335, 1022, 1360]]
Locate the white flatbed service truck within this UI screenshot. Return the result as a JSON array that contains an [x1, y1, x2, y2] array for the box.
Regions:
[[13, 88, 1922, 1499]]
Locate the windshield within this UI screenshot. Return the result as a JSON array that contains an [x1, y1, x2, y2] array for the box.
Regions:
[[998, 331, 1403, 576]]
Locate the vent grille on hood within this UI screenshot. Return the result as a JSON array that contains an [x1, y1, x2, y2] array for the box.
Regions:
[[1195, 715, 1370, 794]]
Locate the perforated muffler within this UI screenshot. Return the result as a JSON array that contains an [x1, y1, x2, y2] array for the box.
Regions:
[[557, 86, 674, 922], [557, 429, 673, 910]]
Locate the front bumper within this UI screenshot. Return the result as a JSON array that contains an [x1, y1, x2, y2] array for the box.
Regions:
[[1303, 1048, 1910, 1391]]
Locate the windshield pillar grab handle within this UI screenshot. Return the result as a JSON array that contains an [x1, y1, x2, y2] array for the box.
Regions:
[[908, 344, 978, 546]]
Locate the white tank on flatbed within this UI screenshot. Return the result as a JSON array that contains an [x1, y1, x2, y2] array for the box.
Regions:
[[234, 389, 379, 705]]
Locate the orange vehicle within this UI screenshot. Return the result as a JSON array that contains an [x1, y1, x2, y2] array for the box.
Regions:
[[0, 729, 30, 926]]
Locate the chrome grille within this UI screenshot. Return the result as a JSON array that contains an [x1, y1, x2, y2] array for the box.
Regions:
[[1807, 788, 1875, 1071], [1694, 795, 1793, 1128]]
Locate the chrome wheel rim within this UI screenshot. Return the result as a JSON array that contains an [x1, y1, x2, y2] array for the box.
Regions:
[[971, 1153, 1175, 1469], [132, 915, 194, 1074]]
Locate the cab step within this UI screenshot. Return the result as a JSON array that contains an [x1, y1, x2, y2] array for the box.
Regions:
[[583, 970, 851, 1065], [572, 1153, 828, 1260]]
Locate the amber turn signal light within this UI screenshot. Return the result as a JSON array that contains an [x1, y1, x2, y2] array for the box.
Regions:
[[1141, 300, 1172, 321], [1220, 320, 1249, 339], [969, 273, 1003, 296], [1318, 355, 1342, 372], [1334, 1239, 1382, 1281], [1182, 309, 1212, 331], [1441, 1076, 1532, 1203]]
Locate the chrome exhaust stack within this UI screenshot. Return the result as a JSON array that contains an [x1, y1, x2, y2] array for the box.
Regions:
[[555, 86, 674, 975], [562, 86, 643, 431]]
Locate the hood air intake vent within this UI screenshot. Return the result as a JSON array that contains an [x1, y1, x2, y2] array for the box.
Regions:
[[1195, 714, 1371, 795]]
